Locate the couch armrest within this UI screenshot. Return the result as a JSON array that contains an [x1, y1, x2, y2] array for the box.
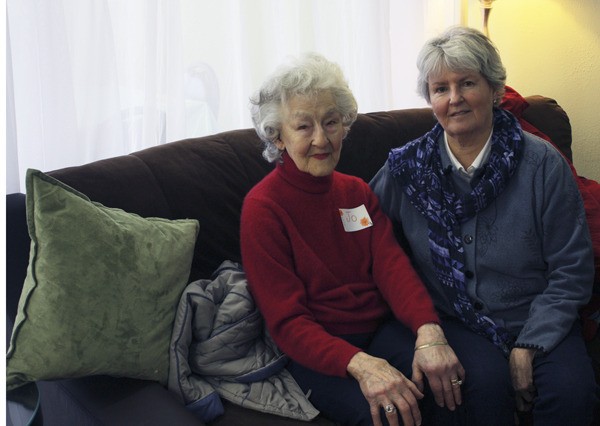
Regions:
[[6, 193, 30, 325]]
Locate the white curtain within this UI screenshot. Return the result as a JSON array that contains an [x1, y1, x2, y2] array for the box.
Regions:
[[6, 0, 462, 193]]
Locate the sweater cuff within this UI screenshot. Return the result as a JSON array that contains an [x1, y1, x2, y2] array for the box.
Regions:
[[513, 342, 546, 355], [337, 346, 363, 378], [409, 314, 441, 335]]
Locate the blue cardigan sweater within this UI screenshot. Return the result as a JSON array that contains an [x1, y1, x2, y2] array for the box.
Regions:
[[370, 131, 594, 353]]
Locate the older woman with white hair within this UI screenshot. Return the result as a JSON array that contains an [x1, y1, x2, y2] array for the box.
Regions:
[[371, 26, 597, 425], [241, 53, 464, 426]]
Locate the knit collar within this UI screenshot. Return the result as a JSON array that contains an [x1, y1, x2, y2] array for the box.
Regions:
[[277, 152, 333, 194]]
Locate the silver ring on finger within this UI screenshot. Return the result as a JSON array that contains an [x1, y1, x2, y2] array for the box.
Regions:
[[451, 378, 463, 387], [384, 403, 396, 413]]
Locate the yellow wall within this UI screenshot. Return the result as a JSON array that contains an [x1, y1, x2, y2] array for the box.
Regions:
[[466, 0, 600, 180]]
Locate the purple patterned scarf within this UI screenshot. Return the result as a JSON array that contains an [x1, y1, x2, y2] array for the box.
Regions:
[[389, 108, 523, 355]]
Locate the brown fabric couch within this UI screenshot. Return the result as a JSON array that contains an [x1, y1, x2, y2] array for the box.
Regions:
[[6, 96, 583, 425]]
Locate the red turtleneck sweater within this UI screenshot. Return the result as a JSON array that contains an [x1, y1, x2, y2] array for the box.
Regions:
[[240, 155, 439, 377]]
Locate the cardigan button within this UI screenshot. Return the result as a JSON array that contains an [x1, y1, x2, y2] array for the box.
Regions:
[[463, 234, 474, 244], [474, 301, 484, 311], [465, 270, 474, 279]]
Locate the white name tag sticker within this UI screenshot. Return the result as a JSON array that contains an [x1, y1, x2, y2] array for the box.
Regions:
[[339, 204, 373, 232]]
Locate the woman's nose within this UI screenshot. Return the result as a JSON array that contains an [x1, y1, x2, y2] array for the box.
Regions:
[[450, 88, 463, 104], [313, 126, 330, 146]]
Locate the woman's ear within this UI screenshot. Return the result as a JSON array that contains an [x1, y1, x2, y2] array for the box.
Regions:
[[493, 88, 503, 105], [275, 138, 285, 151]]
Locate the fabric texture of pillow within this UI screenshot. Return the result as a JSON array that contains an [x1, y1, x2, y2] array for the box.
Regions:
[[6, 169, 199, 391]]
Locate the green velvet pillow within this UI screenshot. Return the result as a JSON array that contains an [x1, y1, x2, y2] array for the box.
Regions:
[[6, 169, 199, 391]]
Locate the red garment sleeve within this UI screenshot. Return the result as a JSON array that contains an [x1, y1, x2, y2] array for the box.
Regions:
[[365, 187, 440, 331]]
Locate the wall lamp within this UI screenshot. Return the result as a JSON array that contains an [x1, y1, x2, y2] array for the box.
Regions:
[[479, 0, 497, 37]]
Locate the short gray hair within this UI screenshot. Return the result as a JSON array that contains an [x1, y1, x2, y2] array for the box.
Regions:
[[416, 26, 506, 103], [250, 53, 358, 163]]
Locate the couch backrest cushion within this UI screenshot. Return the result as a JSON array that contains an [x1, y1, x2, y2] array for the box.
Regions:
[[42, 96, 570, 282], [521, 95, 572, 161], [50, 129, 273, 281], [338, 107, 437, 181], [131, 130, 274, 279]]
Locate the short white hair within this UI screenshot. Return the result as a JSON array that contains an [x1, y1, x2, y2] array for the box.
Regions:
[[249, 53, 358, 163]]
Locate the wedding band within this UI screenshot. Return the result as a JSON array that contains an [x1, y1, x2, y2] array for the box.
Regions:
[[451, 378, 463, 387], [384, 404, 396, 413]]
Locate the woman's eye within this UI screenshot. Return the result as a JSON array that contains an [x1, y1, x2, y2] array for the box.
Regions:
[[433, 87, 447, 94], [463, 81, 474, 87]]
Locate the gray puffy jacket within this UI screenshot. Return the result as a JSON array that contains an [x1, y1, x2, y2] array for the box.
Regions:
[[168, 261, 319, 423]]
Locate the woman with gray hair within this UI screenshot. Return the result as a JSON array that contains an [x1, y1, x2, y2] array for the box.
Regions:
[[241, 52, 464, 426], [371, 26, 596, 425]]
